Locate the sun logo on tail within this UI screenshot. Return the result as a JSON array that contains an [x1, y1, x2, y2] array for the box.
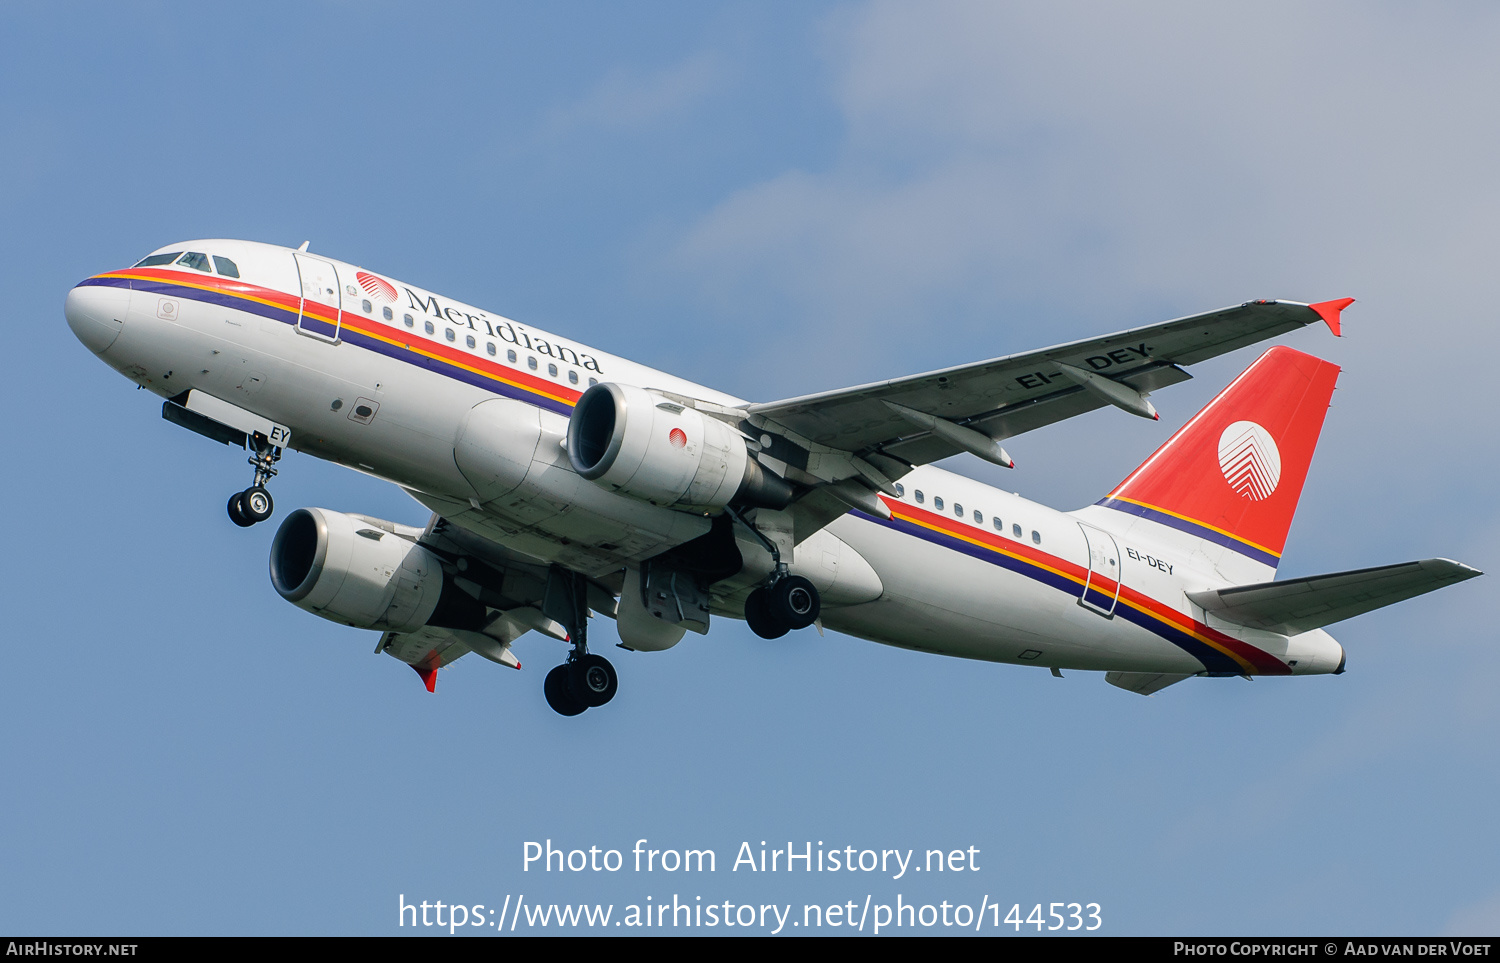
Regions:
[[1218, 421, 1281, 500]]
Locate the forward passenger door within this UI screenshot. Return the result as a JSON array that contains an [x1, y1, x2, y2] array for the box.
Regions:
[[293, 252, 342, 342]]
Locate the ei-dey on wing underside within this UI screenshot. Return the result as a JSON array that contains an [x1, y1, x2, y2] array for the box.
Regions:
[[741, 299, 1350, 541]]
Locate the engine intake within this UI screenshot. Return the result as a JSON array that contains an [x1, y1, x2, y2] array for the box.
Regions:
[[567, 383, 792, 511], [270, 508, 449, 633]]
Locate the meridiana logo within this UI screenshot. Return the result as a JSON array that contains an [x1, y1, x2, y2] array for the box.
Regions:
[[1217, 420, 1281, 500], [356, 271, 397, 303]]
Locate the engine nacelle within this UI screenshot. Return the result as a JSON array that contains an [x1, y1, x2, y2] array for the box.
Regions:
[[270, 508, 445, 633], [566, 383, 792, 511]]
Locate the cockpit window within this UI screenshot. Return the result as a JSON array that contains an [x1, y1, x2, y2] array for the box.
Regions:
[[134, 252, 182, 267], [176, 252, 212, 273], [212, 256, 240, 278]]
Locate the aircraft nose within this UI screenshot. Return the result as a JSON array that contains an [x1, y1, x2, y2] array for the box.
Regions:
[[65, 281, 129, 354]]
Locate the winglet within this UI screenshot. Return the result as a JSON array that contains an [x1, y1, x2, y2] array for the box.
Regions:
[[412, 663, 438, 693], [1307, 298, 1354, 337]]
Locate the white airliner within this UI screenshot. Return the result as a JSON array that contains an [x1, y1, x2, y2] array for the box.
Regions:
[[64, 239, 1480, 714]]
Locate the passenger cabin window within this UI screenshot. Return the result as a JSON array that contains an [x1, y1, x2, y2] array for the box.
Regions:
[[1013, 524, 1022, 538], [466, 335, 476, 348], [973, 510, 983, 524], [212, 256, 240, 278], [1032, 530, 1041, 544], [382, 306, 393, 320], [486, 343, 496, 356], [424, 321, 435, 334], [445, 328, 456, 342], [507, 349, 517, 363], [404, 314, 414, 328], [934, 496, 944, 510], [361, 299, 372, 313], [568, 370, 578, 384], [176, 252, 211, 273], [993, 517, 1003, 532], [954, 503, 963, 518], [915, 490, 925, 504], [135, 252, 182, 267], [894, 483, 905, 498], [588, 377, 598, 386], [548, 363, 558, 377], [528, 356, 538, 370]]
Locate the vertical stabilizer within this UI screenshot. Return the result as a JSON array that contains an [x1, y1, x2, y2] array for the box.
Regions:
[[1096, 345, 1340, 570]]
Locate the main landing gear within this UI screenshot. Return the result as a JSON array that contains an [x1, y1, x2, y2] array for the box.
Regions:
[[723, 505, 822, 640], [542, 568, 619, 717], [744, 574, 821, 639], [544, 654, 618, 717], [227, 435, 282, 528]]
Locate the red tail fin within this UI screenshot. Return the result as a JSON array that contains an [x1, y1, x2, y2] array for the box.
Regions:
[[1097, 345, 1340, 568]]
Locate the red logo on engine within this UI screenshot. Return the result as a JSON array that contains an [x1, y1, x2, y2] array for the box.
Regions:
[[355, 271, 397, 303], [669, 428, 687, 449]]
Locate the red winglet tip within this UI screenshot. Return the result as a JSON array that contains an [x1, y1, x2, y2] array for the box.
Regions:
[[411, 663, 438, 693], [1308, 297, 1354, 337]]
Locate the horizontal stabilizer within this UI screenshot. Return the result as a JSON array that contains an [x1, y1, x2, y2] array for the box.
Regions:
[[1105, 671, 1192, 695], [1187, 558, 1481, 635]]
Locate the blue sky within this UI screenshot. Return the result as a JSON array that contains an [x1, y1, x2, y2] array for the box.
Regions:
[[3, 1, 1498, 936]]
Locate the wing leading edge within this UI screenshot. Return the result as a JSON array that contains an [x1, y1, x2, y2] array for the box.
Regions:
[[748, 299, 1349, 469], [736, 298, 1350, 545]]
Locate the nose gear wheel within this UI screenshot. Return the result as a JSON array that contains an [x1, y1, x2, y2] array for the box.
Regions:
[[226, 434, 282, 528]]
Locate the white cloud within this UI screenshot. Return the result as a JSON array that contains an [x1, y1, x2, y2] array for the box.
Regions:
[[660, 0, 1500, 537], [1445, 889, 1500, 936], [667, 4, 1500, 343]]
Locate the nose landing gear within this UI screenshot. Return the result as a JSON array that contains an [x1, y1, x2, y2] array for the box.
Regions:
[[226, 435, 281, 528], [227, 486, 273, 527]]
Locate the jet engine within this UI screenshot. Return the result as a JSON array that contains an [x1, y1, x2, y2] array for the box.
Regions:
[[270, 507, 466, 633], [566, 383, 793, 511]]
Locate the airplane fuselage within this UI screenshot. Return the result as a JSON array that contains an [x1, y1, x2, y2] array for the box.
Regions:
[[65, 239, 1346, 685]]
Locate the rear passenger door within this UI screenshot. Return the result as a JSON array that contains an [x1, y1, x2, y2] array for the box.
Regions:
[[1077, 522, 1122, 617]]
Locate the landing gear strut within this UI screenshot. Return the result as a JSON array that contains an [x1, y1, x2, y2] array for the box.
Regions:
[[542, 568, 619, 717], [725, 506, 822, 640], [227, 434, 281, 528]]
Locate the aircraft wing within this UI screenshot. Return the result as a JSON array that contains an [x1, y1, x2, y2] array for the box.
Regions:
[[378, 625, 502, 693], [1187, 558, 1481, 635], [747, 299, 1349, 472], [373, 514, 614, 692]]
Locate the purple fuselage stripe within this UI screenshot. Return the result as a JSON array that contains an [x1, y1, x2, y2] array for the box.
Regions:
[[1095, 498, 1281, 568]]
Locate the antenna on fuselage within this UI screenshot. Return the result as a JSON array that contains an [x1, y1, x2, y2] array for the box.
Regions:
[[296, 240, 310, 252]]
